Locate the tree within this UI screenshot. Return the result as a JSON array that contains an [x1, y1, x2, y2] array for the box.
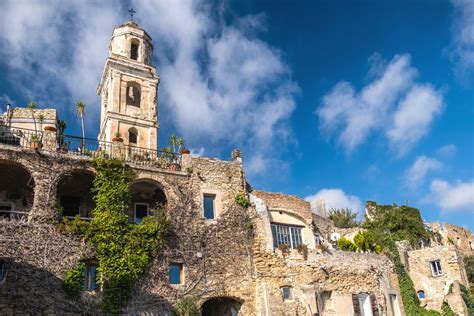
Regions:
[[27, 101, 38, 136], [328, 208, 358, 228], [75, 101, 86, 152]]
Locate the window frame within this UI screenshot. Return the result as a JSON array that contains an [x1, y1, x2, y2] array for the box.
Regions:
[[130, 40, 139, 61], [417, 290, 426, 299], [84, 262, 99, 291], [134, 202, 149, 223], [271, 222, 304, 249], [203, 194, 216, 220], [281, 286, 293, 301], [169, 263, 184, 286], [430, 259, 443, 276]]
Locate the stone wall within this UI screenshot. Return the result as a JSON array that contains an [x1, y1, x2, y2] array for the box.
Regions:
[[405, 245, 469, 314], [429, 222, 474, 256]]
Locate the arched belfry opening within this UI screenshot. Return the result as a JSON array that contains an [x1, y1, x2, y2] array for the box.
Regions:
[[129, 179, 167, 223], [56, 170, 95, 219], [0, 160, 34, 219], [126, 82, 141, 108], [130, 39, 139, 60], [201, 297, 243, 316]]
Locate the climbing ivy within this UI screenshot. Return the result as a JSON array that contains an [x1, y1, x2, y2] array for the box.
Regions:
[[460, 284, 474, 315], [235, 193, 250, 208], [64, 262, 85, 297], [61, 157, 169, 314], [174, 296, 200, 316], [441, 301, 456, 316]]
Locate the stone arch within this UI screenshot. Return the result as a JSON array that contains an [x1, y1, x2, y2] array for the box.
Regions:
[[0, 159, 35, 219], [128, 178, 167, 223], [56, 169, 95, 218], [130, 38, 139, 61], [201, 296, 243, 316], [126, 82, 141, 107]]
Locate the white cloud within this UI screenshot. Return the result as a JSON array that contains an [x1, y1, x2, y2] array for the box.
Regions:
[[305, 189, 362, 216], [317, 53, 443, 155], [426, 179, 474, 212], [437, 144, 457, 158], [404, 155, 442, 189], [450, 0, 474, 83], [387, 84, 443, 154], [0, 0, 298, 177]]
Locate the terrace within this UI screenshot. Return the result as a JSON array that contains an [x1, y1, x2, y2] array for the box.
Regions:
[[0, 124, 182, 170]]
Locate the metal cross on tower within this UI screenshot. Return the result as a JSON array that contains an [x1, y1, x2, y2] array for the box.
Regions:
[[128, 8, 136, 21]]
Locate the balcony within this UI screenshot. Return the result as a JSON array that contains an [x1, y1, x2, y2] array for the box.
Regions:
[[0, 125, 182, 171]]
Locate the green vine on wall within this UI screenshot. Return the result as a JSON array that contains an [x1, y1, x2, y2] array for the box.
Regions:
[[64, 262, 86, 297], [62, 157, 169, 314]]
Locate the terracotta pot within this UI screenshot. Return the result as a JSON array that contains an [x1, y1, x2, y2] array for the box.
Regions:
[[180, 148, 191, 154], [44, 126, 57, 132], [167, 162, 181, 171], [112, 137, 124, 142]]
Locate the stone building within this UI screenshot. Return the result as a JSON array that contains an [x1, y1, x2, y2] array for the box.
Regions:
[[0, 19, 468, 316]]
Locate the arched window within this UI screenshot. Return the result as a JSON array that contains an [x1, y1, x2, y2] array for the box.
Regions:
[[126, 82, 141, 107], [128, 128, 138, 146], [130, 39, 139, 60], [417, 290, 425, 299]]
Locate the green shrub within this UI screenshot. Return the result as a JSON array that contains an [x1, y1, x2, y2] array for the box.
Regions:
[[64, 262, 85, 297], [460, 284, 474, 315], [353, 231, 381, 253], [235, 193, 250, 208], [59, 215, 91, 236], [441, 301, 456, 316], [174, 296, 200, 316], [337, 237, 357, 251], [328, 208, 358, 228]]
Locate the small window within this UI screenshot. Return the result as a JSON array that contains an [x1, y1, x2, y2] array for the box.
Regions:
[[126, 83, 141, 107], [430, 259, 442, 276], [203, 194, 216, 220], [134, 203, 149, 223], [129, 129, 138, 145], [84, 262, 98, 291], [169, 263, 183, 285], [417, 290, 426, 299], [281, 287, 292, 300], [130, 41, 139, 60]]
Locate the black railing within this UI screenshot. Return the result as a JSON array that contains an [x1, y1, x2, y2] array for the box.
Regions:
[[0, 125, 182, 170]]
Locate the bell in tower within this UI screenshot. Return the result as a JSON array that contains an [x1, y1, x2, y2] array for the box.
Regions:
[[97, 19, 160, 151]]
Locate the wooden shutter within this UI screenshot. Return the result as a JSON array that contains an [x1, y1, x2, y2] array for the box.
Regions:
[[352, 294, 361, 316], [370, 294, 379, 316]]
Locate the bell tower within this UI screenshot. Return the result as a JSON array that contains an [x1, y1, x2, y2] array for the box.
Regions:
[[97, 20, 159, 150]]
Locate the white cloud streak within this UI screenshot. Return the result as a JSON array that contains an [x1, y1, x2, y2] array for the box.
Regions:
[[404, 155, 442, 189], [426, 179, 474, 212], [450, 0, 474, 83], [317, 54, 443, 155]]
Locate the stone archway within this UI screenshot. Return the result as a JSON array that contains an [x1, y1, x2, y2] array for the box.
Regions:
[[0, 160, 35, 219], [201, 297, 243, 316], [129, 178, 167, 223], [56, 170, 95, 219]]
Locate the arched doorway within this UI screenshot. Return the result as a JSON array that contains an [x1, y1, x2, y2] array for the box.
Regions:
[[56, 170, 95, 219], [201, 297, 243, 316], [129, 179, 167, 223], [0, 160, 34, 219]]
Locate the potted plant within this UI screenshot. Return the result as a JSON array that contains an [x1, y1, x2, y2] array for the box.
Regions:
[[278, 243, 290, 259], [296, 244, 308, 260], [112, 131, 123, 142], [30, 134, 43, 150]]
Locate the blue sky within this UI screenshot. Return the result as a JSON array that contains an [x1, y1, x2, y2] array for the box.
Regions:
[[0, 0, 473, 229]]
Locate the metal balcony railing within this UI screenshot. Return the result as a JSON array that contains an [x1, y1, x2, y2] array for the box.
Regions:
[[0, 125, 182, 170]]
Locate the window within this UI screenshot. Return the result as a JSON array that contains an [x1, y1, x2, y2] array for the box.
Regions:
[[169, 263, 183, 285], [203, 194, 216, 220], [126, 83, 141, 107], [134, 203, 149, 223], [271, 223, 303, 249], [430, 259, 442, 276], [417, 290, 426, 299], [353, 293, 375, 316], [0, 260, 6, 284], [84, 262, 98, 291], [130, 41, 139, 60], [281, 287, 292, 300], [128, 128, 138, 145]]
